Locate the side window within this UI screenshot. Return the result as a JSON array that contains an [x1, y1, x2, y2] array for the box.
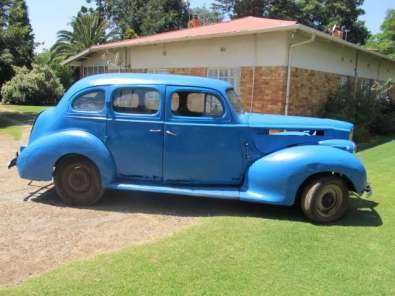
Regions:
[[113, 88, 160, 114], [72, 90, 105, 112], [171, 91, 224, 117]]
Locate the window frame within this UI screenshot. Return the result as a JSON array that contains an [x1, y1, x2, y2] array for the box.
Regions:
[[110, 85, 163, 119], [166, 86, 230, 124], [207, 68, 240, 92], [170, 91, 224, 118], [70, 88, 106, 114]]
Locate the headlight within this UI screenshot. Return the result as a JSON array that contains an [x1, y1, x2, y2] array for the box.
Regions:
[[349, 128, 354, 141]]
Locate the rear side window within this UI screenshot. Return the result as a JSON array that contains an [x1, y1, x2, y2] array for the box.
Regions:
[[171, 91, 223, 117], [113, 88, 160, 114], [72, 90, 105, 112]]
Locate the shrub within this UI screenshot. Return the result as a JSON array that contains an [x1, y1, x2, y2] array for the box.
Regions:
[[1, 64, 64, 105], [321, 80, 395, 142]]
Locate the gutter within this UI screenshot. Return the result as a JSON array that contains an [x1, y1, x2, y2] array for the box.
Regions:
[[62, 22, 395, 69], [285, 32, 316, 115], [61, 48, 91, 66]]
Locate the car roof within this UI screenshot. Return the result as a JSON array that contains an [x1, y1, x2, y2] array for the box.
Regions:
[[67, 73, 232, 93]]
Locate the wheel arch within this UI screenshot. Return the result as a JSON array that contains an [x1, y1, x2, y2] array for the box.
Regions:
[[241, 145, 367, 206], [294, 171, 356, 204], [17, 130, 116, 186]]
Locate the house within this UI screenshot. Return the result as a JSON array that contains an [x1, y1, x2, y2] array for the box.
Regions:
[[63, 16, 395, 116]]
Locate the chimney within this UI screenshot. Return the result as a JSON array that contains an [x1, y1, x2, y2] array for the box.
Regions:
[[188, 15, 202, 28], [331, 25, 344, 39]]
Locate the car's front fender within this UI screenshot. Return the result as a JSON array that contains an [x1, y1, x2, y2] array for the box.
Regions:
[[17, 130, 116, 186], [240, 145, 367, 206]]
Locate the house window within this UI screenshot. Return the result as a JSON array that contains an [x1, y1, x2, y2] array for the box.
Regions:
[[83, 65, 108, 76], [207, 68, 240, 91]]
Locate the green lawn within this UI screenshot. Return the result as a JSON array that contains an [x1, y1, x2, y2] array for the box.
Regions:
[[0, 104, 48, 139], [1, 139, 394, 295]]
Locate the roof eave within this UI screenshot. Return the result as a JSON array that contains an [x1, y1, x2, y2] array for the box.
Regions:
[[62, 23, 395, 66], [295, 24, 395, 63], [62, 25, 299, 65], [60, 48, 91, 66]]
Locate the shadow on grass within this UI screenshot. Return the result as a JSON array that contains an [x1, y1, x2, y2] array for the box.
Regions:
[[29, 187, 382, 227], [357, 134, 395, 152], [0, 111, 38, 128]]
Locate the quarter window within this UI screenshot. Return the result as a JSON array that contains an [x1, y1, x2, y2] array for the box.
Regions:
[[72, 90, 105, 112], [113, 88, 160, 114], [171, 91, 223, 117]]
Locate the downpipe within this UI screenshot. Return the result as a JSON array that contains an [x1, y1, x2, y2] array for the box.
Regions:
[[285, 33, 316, 115]]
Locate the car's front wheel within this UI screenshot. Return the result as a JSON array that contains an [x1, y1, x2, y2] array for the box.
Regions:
[[54, 156, 104, 206], [301, 176, 349, 223]]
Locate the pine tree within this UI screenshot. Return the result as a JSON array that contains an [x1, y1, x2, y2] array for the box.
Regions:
[[7, 0, 34, 68], [0, 0, 14, 87]]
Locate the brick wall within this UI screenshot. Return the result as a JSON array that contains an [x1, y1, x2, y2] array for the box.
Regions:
[[288, 68, 342, 116], [83, 66, 367, 116]]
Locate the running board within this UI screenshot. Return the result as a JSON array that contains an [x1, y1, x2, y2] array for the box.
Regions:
[[108, 183, 240, 200]]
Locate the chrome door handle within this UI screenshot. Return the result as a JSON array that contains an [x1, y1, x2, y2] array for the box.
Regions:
[[165, 130, 177, 136], [149, 129, 162, 133]]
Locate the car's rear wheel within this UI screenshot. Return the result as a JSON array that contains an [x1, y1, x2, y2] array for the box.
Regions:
[[54, 156, 104, 206], [301, 176, 349, 223]]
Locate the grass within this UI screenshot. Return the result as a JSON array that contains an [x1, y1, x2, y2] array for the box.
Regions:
[[1, 139, 394, 295], [0, 104, 48, 139]]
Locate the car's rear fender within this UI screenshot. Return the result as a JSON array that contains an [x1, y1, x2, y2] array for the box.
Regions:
[[241, 145, 367, 205], [17, 130, 116, 186]]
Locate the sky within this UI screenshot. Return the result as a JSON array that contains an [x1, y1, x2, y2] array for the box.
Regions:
[[26, 0, 394, 52]]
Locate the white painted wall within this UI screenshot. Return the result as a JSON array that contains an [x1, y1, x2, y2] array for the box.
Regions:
[[292, 32, 395, 81], [80, 30, 395, 81], [81, 32, 289, 69]]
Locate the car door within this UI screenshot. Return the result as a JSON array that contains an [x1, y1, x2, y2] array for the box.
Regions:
[[163, 86, 245, 185], [106, 85, 164, 182]]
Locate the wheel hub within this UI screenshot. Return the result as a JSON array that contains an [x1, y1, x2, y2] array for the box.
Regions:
[[67, 165, 90, 193], [316, 184, 343, 217]]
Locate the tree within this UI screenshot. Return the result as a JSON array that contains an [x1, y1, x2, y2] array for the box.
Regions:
[[212, 0, 370, 44], [366, 9, 395, 59], [51, 10, 115, 62], [1, 64, 64, 105], [1, 0, 35, 88], [190, 6, 223, 25], [0, 0, 14, 87], [35, 50, 77, 89], [87, 0, 189, 37], [6, 0, 34, 67]]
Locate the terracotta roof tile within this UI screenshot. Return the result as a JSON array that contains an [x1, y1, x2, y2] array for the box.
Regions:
[[92, 16, 297, 50]]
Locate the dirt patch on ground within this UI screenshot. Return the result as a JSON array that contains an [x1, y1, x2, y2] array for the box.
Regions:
[[0, 129, 197, 286], [0, 127, 301, 287]]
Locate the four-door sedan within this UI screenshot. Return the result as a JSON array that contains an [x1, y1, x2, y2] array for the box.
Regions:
[[9, 73, 371, 223]]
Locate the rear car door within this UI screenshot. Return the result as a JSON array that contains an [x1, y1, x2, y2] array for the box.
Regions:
[[106, 85, 164, 182], [163, 86, 244, 185]]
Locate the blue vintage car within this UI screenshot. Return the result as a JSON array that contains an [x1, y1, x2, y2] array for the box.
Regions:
[[10, 73, 371, 223]]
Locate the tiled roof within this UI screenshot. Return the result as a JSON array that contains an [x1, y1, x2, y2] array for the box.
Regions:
[[92, 16, 297, 50]]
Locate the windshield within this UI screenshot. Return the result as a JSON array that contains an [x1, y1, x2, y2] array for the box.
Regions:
[[226, 89, 244, 115]]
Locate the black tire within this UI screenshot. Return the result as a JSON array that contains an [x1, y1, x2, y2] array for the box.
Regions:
[[301, 176, 349, 223], [54, 156, 104, 206]]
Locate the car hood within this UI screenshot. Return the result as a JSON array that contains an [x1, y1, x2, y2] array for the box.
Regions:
[[240, 113, 353, 132]]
